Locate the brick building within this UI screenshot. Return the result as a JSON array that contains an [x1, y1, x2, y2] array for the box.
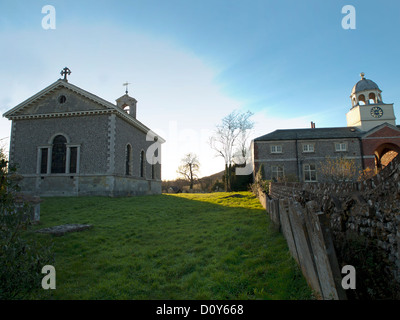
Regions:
[[252, 73, 400, 182], [3, 68, 165, 196]]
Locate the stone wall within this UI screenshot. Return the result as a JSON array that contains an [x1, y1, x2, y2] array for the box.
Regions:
[[18, 174, 161, 197], [14, 193, 41, 222], [260, 189, 346, 299], [261, 153, 400, 298]]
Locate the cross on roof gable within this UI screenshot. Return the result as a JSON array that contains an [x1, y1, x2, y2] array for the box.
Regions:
[[2, 79, 165, 143], [3, 79, 115, 117]]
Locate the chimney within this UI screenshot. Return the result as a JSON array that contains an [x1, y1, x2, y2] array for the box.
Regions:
[[311, 121, 316, 129]]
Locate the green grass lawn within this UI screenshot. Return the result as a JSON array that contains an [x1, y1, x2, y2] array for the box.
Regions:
[[27, 191, 313, 300]]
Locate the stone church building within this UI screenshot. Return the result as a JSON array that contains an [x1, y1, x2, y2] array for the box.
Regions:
[[252, 73, 400, 182], [3, 68, 165, 196]]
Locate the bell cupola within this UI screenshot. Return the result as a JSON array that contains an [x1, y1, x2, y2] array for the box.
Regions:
[[116, 82, 137, 118], [346, 73, 396, 131]]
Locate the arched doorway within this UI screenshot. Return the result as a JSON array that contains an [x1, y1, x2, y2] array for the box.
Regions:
[[374, 143, 400, 169]]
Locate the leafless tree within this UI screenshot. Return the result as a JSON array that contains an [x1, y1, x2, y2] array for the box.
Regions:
[[177, 153, 200, 190], [209, 110, 254, 191]]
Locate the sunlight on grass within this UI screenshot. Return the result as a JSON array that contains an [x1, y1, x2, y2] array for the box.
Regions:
[[27, 192, 313, 300]]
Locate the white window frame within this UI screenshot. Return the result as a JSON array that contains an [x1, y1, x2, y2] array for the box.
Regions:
[[270, 145, 283, 154], [36, 144, 80, 175], [302, 143, 315, 153], [36, 146, 51, 175], [303, 164, 317, 182], [271, 165, 284, 180], [335, 142, 347, 152]]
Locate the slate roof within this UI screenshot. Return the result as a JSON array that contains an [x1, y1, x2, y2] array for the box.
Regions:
[[2, 79, 166, 143], [254, 127, 363, 141], [351, 78, 381, 95]]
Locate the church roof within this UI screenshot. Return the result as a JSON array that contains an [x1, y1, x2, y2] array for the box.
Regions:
[[2, 79, 165, 143], [254, 127, 363, 141], [351, 78, 381, 95]]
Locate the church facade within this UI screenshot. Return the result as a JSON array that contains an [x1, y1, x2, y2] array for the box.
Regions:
[[3, 68, 165, 196], [252, 74, 400, 182]]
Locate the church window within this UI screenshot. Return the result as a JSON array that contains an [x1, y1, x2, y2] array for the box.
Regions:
[[51, 135, 67, 173], [151, 148, 158, 180], [40, 148, 48, 174], [302, 144, 314, 153], [70, 147, 78, 174], [125, 144, 132, 175], [140, 150, 145, 178], [58, 95, 67, 104], [335, 143, 347, 152], [270, 145, 282, 153], [304, 164, 317, 182], [271, 165, 284, 181]]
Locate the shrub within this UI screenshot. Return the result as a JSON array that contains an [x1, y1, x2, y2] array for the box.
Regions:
[[250, 165, 269, 196], [334, 231, 400, 300], [319, 157, 360, 183], [0, 158, 54, 299]]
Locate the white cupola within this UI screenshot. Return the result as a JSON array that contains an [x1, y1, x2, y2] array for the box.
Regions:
[[350, 73, 383, 107], [346, 73, 396, 131]]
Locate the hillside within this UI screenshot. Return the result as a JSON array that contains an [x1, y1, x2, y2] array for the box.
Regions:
[[162, 170, 225, 193]]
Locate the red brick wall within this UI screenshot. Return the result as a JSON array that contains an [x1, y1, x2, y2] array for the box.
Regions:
[[361, 126, 400, 169]]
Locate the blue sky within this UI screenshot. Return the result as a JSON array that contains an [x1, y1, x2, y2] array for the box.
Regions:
[[1, 0, 400, 179]]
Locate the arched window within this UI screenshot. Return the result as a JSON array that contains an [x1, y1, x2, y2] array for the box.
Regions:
[[123, 105, 130, 114], [140, 150, 145, 178], [151, 148, 158, 180], [51, 135, 67, 173], [368, 92, 376, 104], [126, 144, 132, 175], [358, 94, 366, 105]]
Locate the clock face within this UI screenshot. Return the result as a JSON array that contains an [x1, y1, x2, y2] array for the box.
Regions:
[[370, 106, 383, 118]]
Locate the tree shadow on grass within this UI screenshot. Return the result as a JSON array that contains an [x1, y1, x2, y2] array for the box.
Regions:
[[26, 192, 312, 300]]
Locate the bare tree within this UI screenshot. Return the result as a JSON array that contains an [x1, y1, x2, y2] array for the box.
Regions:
[[0, 138, 8, 162], [177, 153, 200, 190], [319, 156, 360, 182], [209, 110, 254, 191]]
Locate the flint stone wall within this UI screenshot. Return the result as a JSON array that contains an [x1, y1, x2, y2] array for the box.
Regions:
[[260, 153, 400, 299]]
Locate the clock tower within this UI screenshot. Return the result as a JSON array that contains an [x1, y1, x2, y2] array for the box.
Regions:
[[346, 73, 396, 131]]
